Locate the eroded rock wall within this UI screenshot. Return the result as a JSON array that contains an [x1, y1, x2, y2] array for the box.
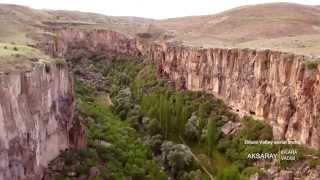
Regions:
[[44, 28, 140, 58], [0, 63, 75, 180], [47, 29, 320, 149], [138, 42, 320, 149]]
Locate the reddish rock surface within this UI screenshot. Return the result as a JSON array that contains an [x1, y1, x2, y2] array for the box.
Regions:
[[139, 42, 320, 149], [0, 63, 75, 179], [44, 28, 140, 59], [46, 29, 320, 149]]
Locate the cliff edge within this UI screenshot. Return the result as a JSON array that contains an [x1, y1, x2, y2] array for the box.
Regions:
[[138, 42, 320, 149], [0, 45, 75, 179], [46, 28, 320, 149]]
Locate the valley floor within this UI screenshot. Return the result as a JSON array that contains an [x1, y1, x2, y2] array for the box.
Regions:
[[44, 57, 320, 180]]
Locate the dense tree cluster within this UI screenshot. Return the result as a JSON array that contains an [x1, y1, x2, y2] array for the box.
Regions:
[[71, 59, 291, 180]]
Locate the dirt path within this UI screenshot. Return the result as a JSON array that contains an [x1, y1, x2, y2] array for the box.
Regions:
[[179, 136, 215, 180]]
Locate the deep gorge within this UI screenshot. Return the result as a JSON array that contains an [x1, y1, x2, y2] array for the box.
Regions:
[[0, 27, 319, 179], [40, 28, 319, 179], [46, 28, 320, 149], [43, 55, 318, 180]]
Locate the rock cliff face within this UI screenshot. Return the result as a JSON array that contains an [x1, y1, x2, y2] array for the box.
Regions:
[[138, 42, 320, 149], [44, 28, 140, 58], [0, 63, 75, 179], [46, 29, 320, 149]]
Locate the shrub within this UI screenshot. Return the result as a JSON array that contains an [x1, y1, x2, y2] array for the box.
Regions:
[[305, 59, 320, 70], [309, 159, 320, 169], [184, 113, 200, 142], [113, 88, 134, 119], [127, 105, 143, 129], [54, 59, 66, 65], [119, 72, 130, 86], [198, 101, 212, 119], [160, 141, 194, 177], [179, 169, 202, 180], [241, 116, 273, 140], [127, 115, 140, 129], [146, 118, 162, 135], [217, 116, 274, 167], [144, 134, 163, 154], [13, 46, 18, 51], [217, 138, 232, 153]]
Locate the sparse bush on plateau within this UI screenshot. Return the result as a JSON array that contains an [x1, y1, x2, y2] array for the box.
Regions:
[[54, 59, 66, 65], [305, 61, 319, 69], [304, 58, 320, 70]]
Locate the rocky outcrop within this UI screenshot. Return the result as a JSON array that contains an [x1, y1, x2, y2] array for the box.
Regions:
[[139, 42, 320, 149], [43, 28, 140, 59], [0, 63, 75, 179], [250, 161, 320, 180], [46, 29, 320, 149]]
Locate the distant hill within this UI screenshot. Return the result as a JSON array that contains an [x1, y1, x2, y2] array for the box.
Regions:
[[0, 4, 153, 45], [157, 3, 320, 55], [0, 2, 319, 56]]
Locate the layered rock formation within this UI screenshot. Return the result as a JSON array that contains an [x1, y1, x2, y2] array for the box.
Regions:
[[139, 42, 320, 149], [0, 63, 75, 179], [46, 28, 320, 149], [43, 28, 140, 59]]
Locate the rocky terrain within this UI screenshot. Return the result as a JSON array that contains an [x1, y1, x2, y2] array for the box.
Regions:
[[0, 2, 319, 180], [139, 42, 320, 149], [44, 28, 320, 149], [41, 28, 320, 179], [157, 3, 320, 56], [0, 62, 76, 179], [1, 3, 320, 55]]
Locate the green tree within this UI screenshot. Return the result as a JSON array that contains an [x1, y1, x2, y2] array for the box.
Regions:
[[157, 95, 171, 138], [160, 141, 194, 178], [207, 118, 218, 157], [173, 94, 185, 134], [184, 113, 200, 142]]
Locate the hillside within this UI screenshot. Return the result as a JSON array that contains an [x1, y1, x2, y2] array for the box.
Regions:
[[0, 4, 153, 45], [1, 2, 320, 180], [157, 3, 320, 56], [0, 2, 319, 55]]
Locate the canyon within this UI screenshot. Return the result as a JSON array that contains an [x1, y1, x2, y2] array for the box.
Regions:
[[46, 28, 320, 149], [139, 42, 320, 149], [0, 2, 319, 179]]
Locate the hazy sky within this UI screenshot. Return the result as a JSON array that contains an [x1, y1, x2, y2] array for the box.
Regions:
[[0, 0, 319, 19]]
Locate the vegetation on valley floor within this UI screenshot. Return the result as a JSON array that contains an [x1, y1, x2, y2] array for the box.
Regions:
[[55, 57, 319, 180], [56, 81, 168, 180]]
